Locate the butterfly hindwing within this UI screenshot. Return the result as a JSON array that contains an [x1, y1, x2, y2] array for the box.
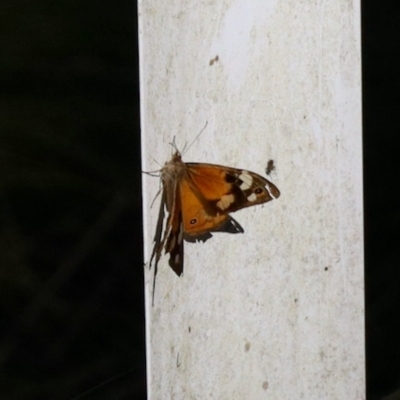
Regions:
[[179, 175, 239, 237]]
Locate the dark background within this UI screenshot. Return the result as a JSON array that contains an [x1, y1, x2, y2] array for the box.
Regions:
[[363, 2, 400, 399], [1, 1, 145, 399], [0, 1, 399, 399]]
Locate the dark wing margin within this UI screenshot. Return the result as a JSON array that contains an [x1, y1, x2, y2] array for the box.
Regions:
[[166, 219, 184, 276]]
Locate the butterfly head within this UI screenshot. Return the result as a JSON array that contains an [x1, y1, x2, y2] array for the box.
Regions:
[[161, 151, 186, 184]]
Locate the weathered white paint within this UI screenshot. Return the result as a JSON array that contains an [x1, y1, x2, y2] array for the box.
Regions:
[[139, 0, 363, 399]]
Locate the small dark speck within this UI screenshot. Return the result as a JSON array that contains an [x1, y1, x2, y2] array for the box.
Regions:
[[209, 55, 219, 66], [303, 115, 307, 119], [188, 326, 191, 333], [262, 381, 269, 390], [324, 266, 329, 271], [244, 342, 251, 352], [294, 298, 298, 303], [266, 159, 275, 175]]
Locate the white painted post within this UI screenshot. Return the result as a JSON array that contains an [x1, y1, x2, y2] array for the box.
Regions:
[[139, 1, 364, 399]]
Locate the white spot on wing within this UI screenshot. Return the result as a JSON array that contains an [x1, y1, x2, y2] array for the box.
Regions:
[[247, 193, 257, 202], [217, 194, 235, 210], [239, 172, 253, 190]]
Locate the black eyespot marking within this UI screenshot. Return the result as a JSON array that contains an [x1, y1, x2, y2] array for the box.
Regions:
[[255, 187, 263, 194], [189, 218, 197, 225]]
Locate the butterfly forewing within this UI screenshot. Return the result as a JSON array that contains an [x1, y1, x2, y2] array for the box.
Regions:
[[149, 175, 183, 304], [164, 183, 184, 276], [185, 163, 280, 215]]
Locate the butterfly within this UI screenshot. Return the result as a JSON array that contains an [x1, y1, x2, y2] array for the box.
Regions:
[[148, 149, 280, 303]]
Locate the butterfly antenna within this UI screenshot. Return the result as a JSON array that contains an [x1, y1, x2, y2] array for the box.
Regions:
[[151, 157, 162, 168], [182, 120, 208, 156], [142, 157, 163, 177], [168, 136, 179, 153], [150, 187, 162, 208]]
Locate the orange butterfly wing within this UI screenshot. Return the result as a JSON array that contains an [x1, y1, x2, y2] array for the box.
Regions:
[[184, 162, 280, 213], [179, 172, 237, 237], [149, 151, 280, 304]]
